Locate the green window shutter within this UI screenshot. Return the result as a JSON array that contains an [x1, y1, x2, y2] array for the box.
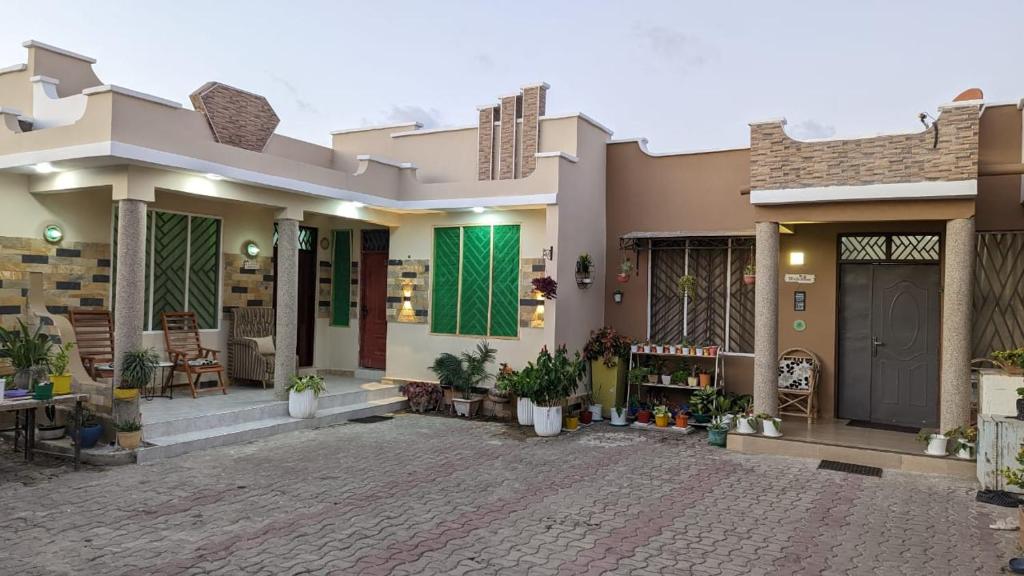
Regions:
[[331, 230, 352, 326], [151, 212, 188, 329], [459, 226, 492, 336], [489, 225, 520, 337], [431, 227, 461, 334], [188, 216, 221, 329]]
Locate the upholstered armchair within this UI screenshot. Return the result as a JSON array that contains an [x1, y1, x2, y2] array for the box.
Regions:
[[228, 307, 276, 388]]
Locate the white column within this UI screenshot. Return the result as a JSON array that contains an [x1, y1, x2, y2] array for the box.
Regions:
[[754, 221, 780, 416], [273, 218, 299, 399], [940, 218, 975, 430], [113, 198, 147, 421]]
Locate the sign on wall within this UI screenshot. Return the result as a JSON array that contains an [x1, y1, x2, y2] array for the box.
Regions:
[[784, 273, 815, 284]]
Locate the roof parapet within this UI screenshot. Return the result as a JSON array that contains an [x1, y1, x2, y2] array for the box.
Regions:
[[22, 40, 96, 64]]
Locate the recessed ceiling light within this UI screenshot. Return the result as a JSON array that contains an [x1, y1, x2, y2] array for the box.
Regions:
[[33, 162, 56, 174], [350, 201, 365, 208], [472, 206, 486, 213], [205, 173, 223, 180]]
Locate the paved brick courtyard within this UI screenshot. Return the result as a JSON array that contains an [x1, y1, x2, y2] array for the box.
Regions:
[[0, 414, 1017, 575]]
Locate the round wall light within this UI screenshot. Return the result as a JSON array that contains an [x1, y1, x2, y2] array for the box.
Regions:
[[43, 224, 64, 244], [245, 241, 261, 258]]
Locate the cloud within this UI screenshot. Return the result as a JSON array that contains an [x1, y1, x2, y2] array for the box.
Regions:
[[787, 119, 836, 140], [632, 23, 716, 70], [381, 104, 443, 128], [270, 74, 318, 114]]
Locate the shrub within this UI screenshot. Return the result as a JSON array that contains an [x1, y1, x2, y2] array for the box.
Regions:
[[429, 341, 497, 400], [520, 345, 585, 407], [403, 381, 442, 413], [119, 348, 159, 389], [583, 327, 631, 368]]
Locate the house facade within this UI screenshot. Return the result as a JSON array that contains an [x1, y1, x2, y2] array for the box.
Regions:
[[1, 39, 1022, 434]]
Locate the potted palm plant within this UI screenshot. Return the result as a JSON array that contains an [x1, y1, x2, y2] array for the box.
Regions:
[[116, 348, 158, 401], [0, 319, 53, 393], [575, 253, 594, 288], [288, 374, 326, 418], [49, 341, 75, 396], [521, 345, 585, 437], [430, 341, 496, 418], [115, 418, 143, 450]]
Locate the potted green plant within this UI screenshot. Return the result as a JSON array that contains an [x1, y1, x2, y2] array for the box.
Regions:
[[653, 405, 671, 428], [115, 418, 142, 450], [610, 403, 628, 426], [756, 413, 782, 437], [648, 357, 664, 384], [916, 429, 947, 456], [583, 327, 631, 419], [288, 374, 326, 418], [676, 275, 696, 299], [1016, 387, 1024, 420], [402, 381, 442, 413], [671, 368, 689, 386], [521, 345, 585, 436], [430, 341, 496, 418], [0, 319, 53, 392], [690, 388, 716, 424], [708, 419, 729, 446], [617, 258, 633, 283], [999, 446, 1024, 548], [49, 341, 75, 396], [993, 348, 1024, 375], [498, 364, 534, 426], [575, 253, 594, 287], [116, 348, 158, 401], [743, 263, 756, 285], [945, 425, 978, 459], [67, 406, 103, 449]]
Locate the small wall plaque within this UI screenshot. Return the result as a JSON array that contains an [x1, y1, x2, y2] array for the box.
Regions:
[[784, 273, 815, 284], [242, 260, 260, 270], [793, 319, 807, 332], [794, 291, 806, 312]]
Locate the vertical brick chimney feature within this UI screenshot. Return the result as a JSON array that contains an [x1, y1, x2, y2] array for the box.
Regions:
[[498, 95, 518, 180], [477, 105, 496, 181], [519, 83, 548, 178]]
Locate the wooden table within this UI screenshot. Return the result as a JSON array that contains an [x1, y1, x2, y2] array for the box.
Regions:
[[0, 393, 88, 470]]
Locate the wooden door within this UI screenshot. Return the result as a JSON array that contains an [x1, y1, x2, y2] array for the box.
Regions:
[[274, 225, 317, 368], [359, 231, 389, 369]]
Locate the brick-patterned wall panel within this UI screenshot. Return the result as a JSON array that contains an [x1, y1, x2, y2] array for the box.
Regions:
[[318, 259, 331, 319], [386, 259, 429, 324], [498, 95, 518, 180], [0, 237, 110, 328], [349, 261, 359, 322], [519, 258, 545, 329], [190, 81, 280, 152], [750, 103, 981, 190], [477, 106, 495, 181], [520, 85, 547, 177], [222, 253, 273, 317]]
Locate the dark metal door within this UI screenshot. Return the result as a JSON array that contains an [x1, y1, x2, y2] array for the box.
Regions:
[[838, 264, 939, 427]]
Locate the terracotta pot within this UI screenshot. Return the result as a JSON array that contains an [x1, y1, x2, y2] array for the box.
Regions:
[[743, 274, 755, 285], [698, 373, 712, 388], [616, 273, 630, 284], [705, 346, 719, 357], [675, 414, 689, 428], [637, 410, 652, 424]]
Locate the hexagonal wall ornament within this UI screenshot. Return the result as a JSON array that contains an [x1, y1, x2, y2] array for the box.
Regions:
[[190, 82, 279, 152]]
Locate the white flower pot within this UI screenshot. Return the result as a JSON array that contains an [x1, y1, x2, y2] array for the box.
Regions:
[[533, 405, 562, 437], [661, 374, 671, 386], [687, 377, 698, 387], [761, 418, 782, 437], [452, 398, 473, 417], [955, 441, 974, 459], [736, 417, 757, 434], [925, 434, 948, 456], [288, 388, 318, 419], [517, 397, 535, 426], [696, 349, 704, 356], [589, 403, 603, 421], [609, 407, 628, 426]]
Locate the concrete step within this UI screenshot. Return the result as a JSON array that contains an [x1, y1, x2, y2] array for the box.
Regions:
[[355, 368, 386, 381], [137, 395, 407, 464]]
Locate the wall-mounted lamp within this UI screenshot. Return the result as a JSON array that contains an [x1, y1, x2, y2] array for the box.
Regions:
[[542, 246, 554, 261], [789, 251, 805, 266], [43, 224, 63, 244], [245, 241, 261, 258], [612, 289, 623, 304]]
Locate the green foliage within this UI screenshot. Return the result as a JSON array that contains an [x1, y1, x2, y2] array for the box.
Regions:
[[671, 369, 689, 384], [619, 258, 633, 275], [915, 429, 941, 444], [289, 374, 327, 397], [653, 405, 670, 417], [115, 419, 142, 432], [495, 363, 524, 396], [583, 327, 631, 367], [992, 348, 1024, 371], [576, 253, 593, 273], [676, 275, 697, 299], [519, 345, 585, 407], [0, 319, 53, 371], [65, 406, 99, 431], [627, 367, 651, 386], [1000, 447, 1024, 490], [690, 388, 717, 415], [731, 394, 753, 415], [119, 348, 159, 390], [49, 342, 75, 376], [429, 340, 497, 400], [744, 263, 756, 276]]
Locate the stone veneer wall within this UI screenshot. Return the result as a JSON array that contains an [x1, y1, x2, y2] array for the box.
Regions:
[[498, 95, 518, 180], [519, 85, 547, 177], [519, 258, 546, 329], [750, 103, 981, 190], [316, 259, 359, 321], [386, 259, 429, 323], [222, 253, 274, 318], [477, 106, 496, 181]]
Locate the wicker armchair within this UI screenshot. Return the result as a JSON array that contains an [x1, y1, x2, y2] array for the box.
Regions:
[[777, 347, 821, 421], [228, 307, 276, 389]]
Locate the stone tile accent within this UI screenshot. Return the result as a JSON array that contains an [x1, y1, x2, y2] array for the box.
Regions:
[[477, 106, 495, 181], [222, 253, 273, 317], [0, 236, 110, 331], [498, 95, 518, 180], [519, 258, 545, 329], [189, 81, 280, 152], [386, 259, 429, 324], [519, 84, 547, 177], [318, 259, 331, 319], [750, 103, 981, 190]]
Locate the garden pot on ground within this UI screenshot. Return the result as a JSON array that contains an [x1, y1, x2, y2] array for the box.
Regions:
[[698, 373, 712, 388], [589, 403, 603, 421], [654, 413, 670, 428], [452, 396, 482, 418], [609, 407, 628, 426], [113, 387, 139, 401], [692, 413, 711, 424], [565, 415, 579, 430], [117, 430, 142, 450], [762, 418, 783, 437], [579, 409, 592, 425], [636, 410, 652, 424], [36, 425, 65, 440], [955, 441, 975, 459], [517, 397, 535, 426], [674, 414, 689, 428], [77, 424, 103, 449], [735, 417, 757, 434], [708, 428, 727, 447], [533, 405, 562, 437], [50, 374, 72, 396], [288, 388, 318, 419], [924, 434, 948, 456]]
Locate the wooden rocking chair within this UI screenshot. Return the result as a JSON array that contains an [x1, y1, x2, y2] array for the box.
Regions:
[[777, 347, 821, 421], [161, 311, 227, 398], [69, 309, 115, 379]]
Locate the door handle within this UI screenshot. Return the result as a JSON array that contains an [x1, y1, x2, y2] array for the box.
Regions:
[[872, 337, 884, 357]]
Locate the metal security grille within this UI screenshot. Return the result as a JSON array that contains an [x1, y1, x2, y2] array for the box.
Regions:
[[839, 234, 940, 263], [649, 237, 754, 353], [273, 224, 318, 252], [974, 232, 1024, 358], [362, 229, 390, 253]]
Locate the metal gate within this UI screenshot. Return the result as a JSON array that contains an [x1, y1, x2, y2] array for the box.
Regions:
[[974, 232, 1024, 358]]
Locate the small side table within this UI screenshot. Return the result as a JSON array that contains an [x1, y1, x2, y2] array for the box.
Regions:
[[145, 361, 175, 400]]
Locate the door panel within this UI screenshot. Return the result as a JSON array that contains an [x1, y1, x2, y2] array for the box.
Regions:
[[837, 265, 873, 421], [359, 250, 388, 369], [296, 250, 316, 367]]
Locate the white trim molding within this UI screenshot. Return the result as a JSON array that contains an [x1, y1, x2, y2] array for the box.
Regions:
[[355, 154, 417, 169], [539, 112, 613, 135], [390, 124, 476, 138], [0, 63, 26, 75], [750, 179, 978, 205], [535, 151, 578, 163], [22, 40, 96, 64], [330, 122, 421, 135], [82, 85, 182, 109]]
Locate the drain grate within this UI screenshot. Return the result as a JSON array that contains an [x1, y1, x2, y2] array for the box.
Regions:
[[818, 460, 882, 477], [348, 415, 393, 424]]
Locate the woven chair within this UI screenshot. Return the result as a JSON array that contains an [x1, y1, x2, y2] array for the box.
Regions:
[[228, 307, 276, 389], [161, 311, 226, 398], [69, 309, 115, 379], [777, 347, 821, 421]]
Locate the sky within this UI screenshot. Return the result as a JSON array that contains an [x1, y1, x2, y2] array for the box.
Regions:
[[3, 1, 1023, 152]]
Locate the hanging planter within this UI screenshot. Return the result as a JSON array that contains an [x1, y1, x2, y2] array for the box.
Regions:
[[532, 276, 558, 300], [575, 254, 593, 289], [616, 258, 633, 283], [743, 263, 756, 285], [676, 275, 696, 299]]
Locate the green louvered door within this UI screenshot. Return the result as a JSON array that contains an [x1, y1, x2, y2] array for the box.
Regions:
[[459, 226, 492, 336], [431, 227, 461, 334], [188, 216, 221, 329], [490, 225, 520, 337]]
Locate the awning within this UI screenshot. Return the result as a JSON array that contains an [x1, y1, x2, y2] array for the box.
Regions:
[[619, 230, 755, 251]]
